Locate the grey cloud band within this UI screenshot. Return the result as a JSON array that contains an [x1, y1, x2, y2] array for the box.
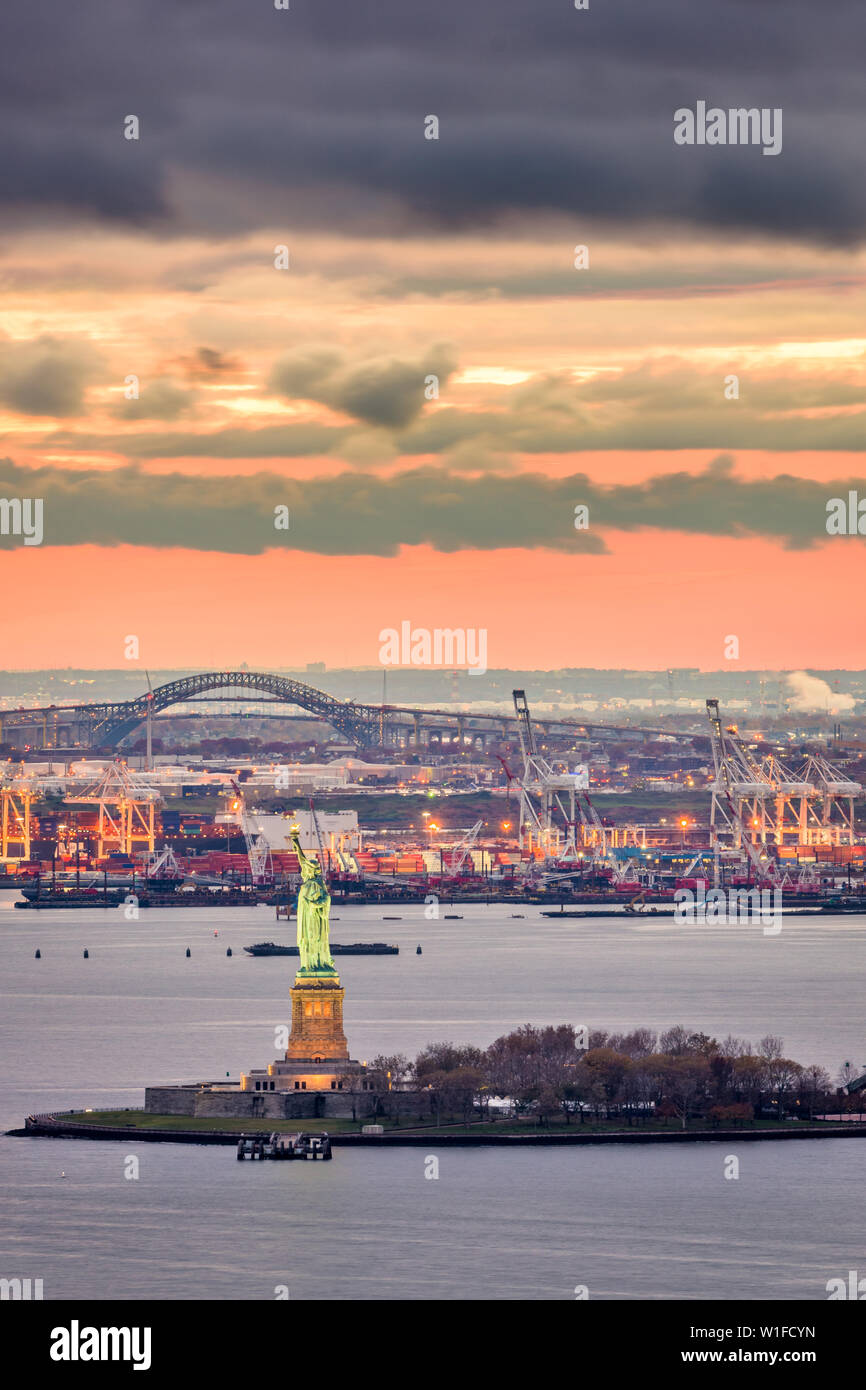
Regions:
[[1, 457, 861, 554]]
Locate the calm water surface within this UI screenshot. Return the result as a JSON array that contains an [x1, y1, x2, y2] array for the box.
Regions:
[[1, 893, 864, 1299]]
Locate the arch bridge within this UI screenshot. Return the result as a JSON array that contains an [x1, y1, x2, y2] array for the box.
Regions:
[[0, 672, 709, 753], [0, 673, 381, 751], [90, 672, 382, 749]]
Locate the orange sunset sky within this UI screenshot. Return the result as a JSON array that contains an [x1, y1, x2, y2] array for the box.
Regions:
[[1, 5, 864, 672]]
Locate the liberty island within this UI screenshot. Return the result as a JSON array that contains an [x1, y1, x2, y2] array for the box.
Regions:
[[144, 827, 381, 1119]]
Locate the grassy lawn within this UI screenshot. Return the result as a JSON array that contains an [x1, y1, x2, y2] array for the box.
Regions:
[[62, 1110, 418, 1134], [57, 1109, 856, 1138]]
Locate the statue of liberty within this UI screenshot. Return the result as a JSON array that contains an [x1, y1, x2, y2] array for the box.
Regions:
[[290, 826, 335, 975]]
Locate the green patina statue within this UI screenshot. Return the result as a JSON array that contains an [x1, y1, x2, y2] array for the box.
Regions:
[[291, 827, 335, 975]]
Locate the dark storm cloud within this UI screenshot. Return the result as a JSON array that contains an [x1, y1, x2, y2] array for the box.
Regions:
[[0, 337, 104, 417], [32, 354, 866, 457], [1, 456, 862, 554], [109, 378, 197, 421], [169, 348, 244, 381], [268, 345, 458, 428], [49, 422, 351, 460], [2, 1, 865, 242]]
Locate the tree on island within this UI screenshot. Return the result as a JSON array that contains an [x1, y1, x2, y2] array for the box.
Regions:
[[398, 1023, 837, 1132], [414, 1043, 487, 1125], [361, 1054, 412, 1122], [798, 1065, 832, 1121], [658, 1056, 711, 1129]]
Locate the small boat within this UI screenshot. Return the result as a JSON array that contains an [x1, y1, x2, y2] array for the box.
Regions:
[[443, 914, 463, 920]]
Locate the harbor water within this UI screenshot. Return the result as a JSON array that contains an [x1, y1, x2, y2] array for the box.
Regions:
[[2, 893, 865, 1300]]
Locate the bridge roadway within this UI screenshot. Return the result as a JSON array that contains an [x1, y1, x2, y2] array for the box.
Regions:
[[0, 670, 708, 752]]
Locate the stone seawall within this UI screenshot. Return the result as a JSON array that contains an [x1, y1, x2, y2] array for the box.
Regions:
[[12, 1116, 866, 1147], [144, 1084, 426, 1122]]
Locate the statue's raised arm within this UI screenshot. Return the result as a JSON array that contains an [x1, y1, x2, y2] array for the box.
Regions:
[[290, 827, 316, 876]]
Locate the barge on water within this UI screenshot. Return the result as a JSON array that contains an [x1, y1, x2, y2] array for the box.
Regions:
[[244, 941, 399, 957]]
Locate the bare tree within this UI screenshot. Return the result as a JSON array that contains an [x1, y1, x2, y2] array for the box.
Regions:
[[761, 1057, 803, 1119], [659, 1025, 692, 1056], [798, 1065, 831, 1120], [364, 1053, 412, 1121], [659, 1056, 710, 1129]]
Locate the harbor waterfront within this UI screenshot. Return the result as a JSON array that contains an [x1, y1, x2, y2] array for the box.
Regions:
[[3, 895, 866, 1082], [3, 893, 866, 1298], [5, 0, 866, 1326]]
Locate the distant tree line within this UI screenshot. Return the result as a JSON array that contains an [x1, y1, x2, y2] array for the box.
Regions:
[[355, 1026, 862, 1129]]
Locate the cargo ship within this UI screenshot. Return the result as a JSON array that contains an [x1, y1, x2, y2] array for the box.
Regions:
[[243, 941, 398, 957]]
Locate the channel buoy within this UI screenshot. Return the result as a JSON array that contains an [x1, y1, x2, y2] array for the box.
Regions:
[[226, 947, 232, 957], [34, 949, 41, 959], [185, 947, 191, 958], [416, 945, 422, 955], [83, 949, 89, 959]]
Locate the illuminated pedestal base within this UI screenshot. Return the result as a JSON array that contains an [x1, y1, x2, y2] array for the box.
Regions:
[[240, 970, 369, 1095], [287, 971, 349, 1062]]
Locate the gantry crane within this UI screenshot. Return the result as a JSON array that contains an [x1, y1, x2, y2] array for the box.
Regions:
[[307, 797, 330, 880], [707, 698, 862, 873], [796, 753, 861, 846], [706, 700, 781, 885], [1, 784, 34, 861], [230, 780, 273, 885], [512, 690, 589, 860], [444, 820, 483, 877], [67, 763, 157, 858]]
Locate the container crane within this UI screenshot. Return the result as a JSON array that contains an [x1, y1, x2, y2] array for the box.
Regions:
[[1, 784, 34, 862], [230, 780, 273, 885], [307, 797, 329, 880], [444, 820, 483, 877], [796, 754, 861, 845], [512, 690, 588, 861], [68, 763, 157, 859], [706, 700, 778, 885]]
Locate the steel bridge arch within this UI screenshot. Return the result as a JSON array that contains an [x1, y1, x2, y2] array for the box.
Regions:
[[89, 672, 380, 749]]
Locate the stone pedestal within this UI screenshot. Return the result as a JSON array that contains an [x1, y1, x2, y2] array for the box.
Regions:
[[238, 967, 369, 1097], [287, 971, 348, 1063]]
